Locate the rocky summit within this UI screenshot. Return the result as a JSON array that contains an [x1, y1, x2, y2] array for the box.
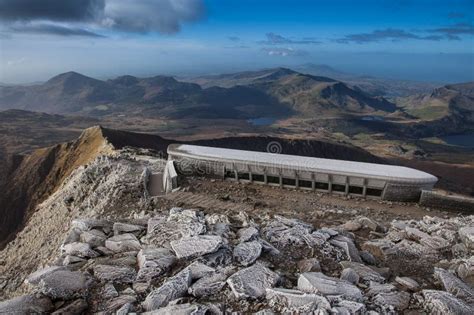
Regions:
[[0, 205, 472, 314]]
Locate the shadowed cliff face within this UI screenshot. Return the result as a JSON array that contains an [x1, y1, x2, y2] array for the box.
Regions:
[[0, 126, 384, 248]]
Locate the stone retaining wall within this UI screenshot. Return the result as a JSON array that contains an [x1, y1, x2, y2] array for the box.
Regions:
[[420, 190, 474, 212]]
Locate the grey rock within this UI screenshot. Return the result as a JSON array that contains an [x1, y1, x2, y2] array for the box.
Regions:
[[62, 227, 81, 246], [459, 226, 474, 250], [227, 263, 279, 299], [332, 300, 366, 314], [0, 294, 54, 315], [114, 222, 146, 235], [105, 233, 141, 252], [361, 239, 395, 261], [142, 303, 208, 315], [116, 302, 132, 315], [107, 295, 137, 313], [340, 268, 360, 285], [170, 235, 223, 259], [233, 241, 262, 266], [167, 208, 207, 237], [422, 290, 473, 315], [238, 226, 259, 242], [72, 218, 112, 232], [102, 282, 119, 299], [80, 229, 106, 248], [434, 267, 474, 304], [297, 272, 363, 302], [373, 291, 410, 311], [339, 261, 385, 283], [63, 255, 87, 266], [366, 281, 396, 297], [52, 299, 88, 315], [25, 266, 66, 285], [137, 247, 176, 282], [143, 269, 192, 310], [200, 246, 233, 267], [188, 267, 234, 298], [262, 216, 313, 247], [62, 242, 99, 258], [183, 261, 216, 280], [93, 265, 137, 283], [357, 216, 381, 232], [329, 235, 362, 263], [206, 213, 230, 225], [395, 276, 420, 291], [38, 270, 89, 299], [360, 251, 377, 265], [266, 287, 331, 311], [297, 258, 321, 273]]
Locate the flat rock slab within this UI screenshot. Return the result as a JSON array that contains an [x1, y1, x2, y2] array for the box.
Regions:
[[266, 287, 331, 311], [373, 291, 411, 311], [395, 276, 420, 291], [93, 265, 137, 283], [339, 261, 385, 283], [422, 290, 473, 315], [105, 233, 142, 252], [142, 303, 208, 315], [227, 263, 279, 299], [189, 267, 234, 298], [459, 226, 474, 249], [298, 272, 363, 302], [62, 242, 99, 258], [170, 235, 223, 259], [80, 229, 107, 248], [38, 270, 89, 300], [72, 218, 112, 232], [233, 241, 262, 266], [114, 222, 145, 235], [137, 247, 176, 282], [143, 269, 192, 311], [25, 266, 66, 285], [0, 294, 54, 314], [238, 226, 259, 242], [434, 268, 474, 304]]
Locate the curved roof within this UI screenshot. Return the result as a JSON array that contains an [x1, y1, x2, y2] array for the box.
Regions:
[[168, 144, 438, 185]]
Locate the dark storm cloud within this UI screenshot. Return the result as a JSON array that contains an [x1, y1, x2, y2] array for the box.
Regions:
[[259, 33, 321, 45], [0, 0, 105, 22], [10, 23, 105, 37], [337, 28, 445, 43]]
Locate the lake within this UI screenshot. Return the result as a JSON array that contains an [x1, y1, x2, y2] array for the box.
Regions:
[[247, 117, 277, 126], [441, 133, 474, 148]]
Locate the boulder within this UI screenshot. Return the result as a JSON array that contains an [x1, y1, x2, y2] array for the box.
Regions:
[[233, 241, 262, 266], [297, 258, 321, 273], [80, 229, 107, 248], [62, 228, 81, 246], [360, 251, 377, 265], [422, 290, 473, 315], [107, 294, 137, 313], [266, 287, 331, 312], [72, 218, 112, 232], [167, 208, 207, 237], [143, 269, 192, 311], [227, 263, 279, 299], [297, 272, 363, 302], [25, 266, 66, 285], [339, 261, 385, 283], [395, 276, 420, 291], [105, 233, 141, 252], [340, 268, 359, 285], [63, 255, 87, 266], [238, 226, 259, 242], [114, 222, 145, 235], [331, 300, 366, 314], [116, 302, 132, 315], [137, 247, 176, 282], [183, 261, 216, 280], [102, 282, 119, 299], [0, 294, 54, 314], [188, 268, 233, 298], [361, 239, 395, 261], [142, 303, 208, 315], [62, 242, 99, 258], [52, 299, 88, 315], [366, 281, 396, 297], [434, 268, 474, 304], [93, 265, 137, 283], [373, 291, 411, 311], [329, 235, 362, 263], [170, 235, 223, 259], [38, 270, 89, 300], [200, 246, 233, 267], [459, 226, 474, 250]]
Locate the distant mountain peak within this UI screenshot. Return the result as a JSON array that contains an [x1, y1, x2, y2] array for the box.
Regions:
[[46, 71, 100, 85]]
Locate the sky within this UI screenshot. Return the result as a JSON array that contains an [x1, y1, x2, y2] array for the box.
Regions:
[[0, 0, 473, 84]]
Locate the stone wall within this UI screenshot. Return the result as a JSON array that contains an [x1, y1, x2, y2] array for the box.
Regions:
[[420, 190, 474, 212]]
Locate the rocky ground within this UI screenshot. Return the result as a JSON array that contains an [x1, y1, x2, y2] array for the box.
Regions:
[[0, 148, 472, 314], [0, 208, 473, 314]]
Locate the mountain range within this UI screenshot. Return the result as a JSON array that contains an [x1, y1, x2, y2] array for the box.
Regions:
[[0, 68, 399, 119]]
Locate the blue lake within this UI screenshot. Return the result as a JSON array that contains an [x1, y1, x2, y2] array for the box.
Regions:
[[247, 117, 277, 126], [441, 133, 474, 148]]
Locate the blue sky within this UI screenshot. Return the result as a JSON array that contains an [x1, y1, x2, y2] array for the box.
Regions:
[[0, 0, 473, 83]]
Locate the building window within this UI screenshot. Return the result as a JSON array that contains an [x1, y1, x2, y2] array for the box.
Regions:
[[224, 170, 235, 179], [238, 172, 250, 180], [315, 182, 329, 190], [349, 186, 363, 195], [332, 184, 346, 192], [267, 175, 280, 184], [366, 188, 383, 197], [252, 174, 265, 182], [282, 178, 296, 186], [299, 180, 312, 188]]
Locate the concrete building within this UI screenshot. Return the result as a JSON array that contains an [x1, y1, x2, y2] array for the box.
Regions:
[[167, 144, 438, 201]]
